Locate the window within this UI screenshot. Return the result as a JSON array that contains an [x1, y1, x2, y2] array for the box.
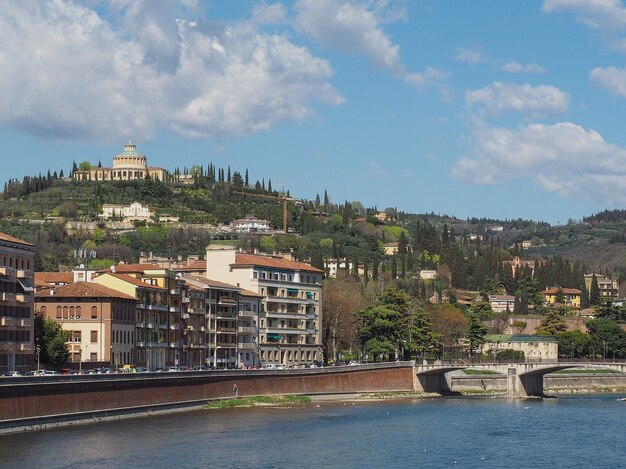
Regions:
[[76, 306, 81, 319], [56, 306, 62, 319], [40, 306, 46, 316], [90, 352, 97, 361], [90, 330, 98, 343], [73, 331, 81, 343], [63, 306, 68, 319], [69, 306, 75, 318], [252, 271, 258, 279], [91, 306, 98, 319]]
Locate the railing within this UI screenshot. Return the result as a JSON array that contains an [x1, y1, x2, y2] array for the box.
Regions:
[[306, 313, 316, 320], [169, 306, 180, 313], [136, 322, 146, 328], [238, 326, 257, 334], [182, 313, 190, 320], [15, 293, 27, 303], [0, 316, 16, 326], [0, 266, 15, 276], [266, 327, 304, 334], [16, 269, 33, 279], [306, 328, 317, 334], [238, 342, 257, 350], [0, 293, 16, 302], [169, 324, 180, 330], [158, 323, 168, 330], [238, 310, 257, 317]]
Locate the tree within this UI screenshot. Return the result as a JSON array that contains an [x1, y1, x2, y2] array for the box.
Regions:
[[511, 320, 527, 334], [554, 330, 591, 358], [34, 312, 70, 366], [322, 277, 364, 362], [586, 318, 626, 358], [554, 287, 565, 305], [466, 314, 487, 359], [535, 311, 568, 335], [402, 308, 440, 361], [356, 305, 402, 362], [259, 236, 277, 253], [590, 273, 601, 306]]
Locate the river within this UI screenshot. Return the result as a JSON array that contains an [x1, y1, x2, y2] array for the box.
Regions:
[[1, 395, 625, 468]]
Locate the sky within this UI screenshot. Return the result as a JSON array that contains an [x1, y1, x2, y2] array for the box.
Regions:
[[3, 1, 626, 225]]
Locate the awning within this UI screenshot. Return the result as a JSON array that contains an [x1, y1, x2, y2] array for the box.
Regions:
[[17, 278, 34, 293], [306, 292, 313, 297], [267, 334, 281, 342], [287, 288, 299, 294]]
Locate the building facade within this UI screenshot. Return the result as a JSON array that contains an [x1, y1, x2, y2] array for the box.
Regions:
[[35, 282, 137, 366], [542, 288, 582, 308], [100, 202, 154, 221], [205, 248, 323, 366], [0, 232, 35, 373], [72, 140, 167, 182], [584, 273, 619, 298]]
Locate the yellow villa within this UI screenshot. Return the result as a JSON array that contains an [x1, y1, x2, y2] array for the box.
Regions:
[[542, 287, 581, 308]]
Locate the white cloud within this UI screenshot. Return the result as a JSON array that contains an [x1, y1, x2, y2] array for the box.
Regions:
[[542, 0, 626, 30], [454, 46, 485, 65], [252, 2, 287, 25], [542, 0, 626, 52], [502, 61, 545, 74], [590, 66, 626, 96], [405, 67, 451, 100], [294, 0, 403, 74], [451, 121, 626, 203], [465, 82, 570, 117], [0, 0, 343, 141]]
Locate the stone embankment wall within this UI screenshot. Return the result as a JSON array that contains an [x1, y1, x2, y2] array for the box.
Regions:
[[450, 373, 626, 393], [0, 364, 414, 424]]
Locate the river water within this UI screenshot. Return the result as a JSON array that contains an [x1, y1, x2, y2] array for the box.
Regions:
[[1, 395, 625, 468]]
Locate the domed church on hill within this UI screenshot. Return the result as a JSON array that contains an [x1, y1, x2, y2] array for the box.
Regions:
[[72, 140, 167, 181]]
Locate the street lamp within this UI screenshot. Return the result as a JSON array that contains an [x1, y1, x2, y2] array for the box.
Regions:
[[36, 345, 40, 372], [603, 340, 607, 363]]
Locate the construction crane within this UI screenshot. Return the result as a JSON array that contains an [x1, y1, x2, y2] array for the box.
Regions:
[[232, 190, 301, 232]]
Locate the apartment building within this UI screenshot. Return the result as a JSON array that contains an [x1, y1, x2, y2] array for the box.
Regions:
[[205, 248, 323, 366], [35, 282, 136, 366], [0, 232, 35, 373], [93, 264, 188, 370], [584, 273, 619, 298]]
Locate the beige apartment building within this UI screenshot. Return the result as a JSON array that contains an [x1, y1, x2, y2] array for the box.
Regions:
[[0, 232, 35, 373], [35, 282, 136, 366], [205, 248, 323, 366], [93, 264, 190, 369]]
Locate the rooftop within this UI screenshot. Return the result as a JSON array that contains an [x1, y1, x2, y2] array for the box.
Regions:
[[36, 281, 136, 300], [0, 231, 34, 247], [235, 253, 323, 273]]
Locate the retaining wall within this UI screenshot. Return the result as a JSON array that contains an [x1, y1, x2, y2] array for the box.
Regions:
[[0, 363, 414, 424]]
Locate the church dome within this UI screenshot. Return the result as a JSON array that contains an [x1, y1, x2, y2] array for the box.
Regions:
[[112, 139, 147, 169]]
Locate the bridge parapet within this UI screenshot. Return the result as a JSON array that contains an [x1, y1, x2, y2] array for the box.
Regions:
[[414, 362, 626, 397]]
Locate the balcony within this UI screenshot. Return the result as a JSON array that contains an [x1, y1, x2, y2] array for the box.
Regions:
[[238, 326, 257, 334], [16, 269, 33, 279], [306, 328, 317, 334], [136, 321, 146, 328], [169, 306, 180, 313], [169, 324, 181, 330], [18, 318, 33, 328], [238, 342, 257, 350], [265, 311, 302, 320], [186, 325, 195, 331], [182, 313, 190, 320], [200, 326, 206, 332], [170, 288, 181, 296], [15, 293, 28, 303], [218, 296, 237, 305], [146, 322, 155, 329], [0, 267, 14, 276], [0, 316, 16, 327], [169, 342, 180, 348], [159, 323, 168, 330], [182, 297, 190, 303], [238, 310, 257, 317], [19, 343, 32, 352], [216, 327, 236, 333], [0, 293, 16, 302], [266, 327, 304, 335], [216, 341, 236, 348], [306, 312, 316, 320]]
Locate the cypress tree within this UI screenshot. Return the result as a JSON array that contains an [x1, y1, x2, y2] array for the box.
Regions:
[[590, 273, 601, 306]]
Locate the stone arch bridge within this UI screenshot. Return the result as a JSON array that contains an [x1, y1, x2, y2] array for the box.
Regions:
[[414, 362, 626, 398]]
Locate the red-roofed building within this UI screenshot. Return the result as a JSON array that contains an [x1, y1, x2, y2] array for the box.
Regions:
[[206, 248, 323, 366], [0, 232, 35, 373], [35, 282, 137, 367], [93, 267, 189, 370]]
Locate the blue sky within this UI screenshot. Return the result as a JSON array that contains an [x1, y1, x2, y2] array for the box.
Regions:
[[3, 1, 626, 224]]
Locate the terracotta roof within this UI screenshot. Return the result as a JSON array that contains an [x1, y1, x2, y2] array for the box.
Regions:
[[0, 231, 34, 247], [235, 253, 323, 273], [102, 263, 167, 274], [35, 272, 74, 285], [183, 274, 239, 291], [489, 295, 515, 301], [239, 288, 264, 298], [543, 288, 582, 295], [36, 282, 136, 300], [102, 273, 164, 290], [173, 260, 206, 271]]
